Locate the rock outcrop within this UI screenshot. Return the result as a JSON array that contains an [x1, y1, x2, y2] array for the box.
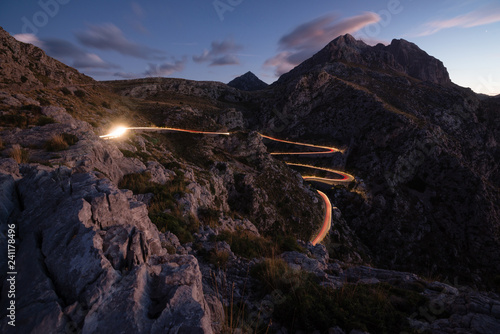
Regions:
[[0, 167, 212, 333]]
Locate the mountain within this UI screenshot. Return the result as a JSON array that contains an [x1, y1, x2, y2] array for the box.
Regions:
[[227, 71, 269, 91], [259, 34, 500, 285], [1, 27, 500, 334], [277, 34, 451, 85], [0, 27, 93, 91]]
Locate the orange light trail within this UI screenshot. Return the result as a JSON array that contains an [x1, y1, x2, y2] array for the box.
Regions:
[[312, 190, 332, 246], [286, 163, 354, 183], [258, 133, 342, 155], [101, 126, 353, 246], [100, 126, 230, 138]]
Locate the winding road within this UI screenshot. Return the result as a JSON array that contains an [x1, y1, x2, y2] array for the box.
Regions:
[[101, 126, 353, 245]]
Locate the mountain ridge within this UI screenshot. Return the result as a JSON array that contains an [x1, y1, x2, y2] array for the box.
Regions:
[[277, 34, 451, 86]]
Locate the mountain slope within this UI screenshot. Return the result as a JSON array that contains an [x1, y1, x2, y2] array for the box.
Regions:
[[0, 27, 93, 91], [258, 34, 500, 284]]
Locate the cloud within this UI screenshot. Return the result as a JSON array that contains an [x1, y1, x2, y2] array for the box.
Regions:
[[129, 2, 148, 34], [14, 34, 119, 70], [13, 34, 44, 48], [76, 23, 165, 59], [193, 38, 243, 66], [113, 71, 141, 79], [414, 4, 500, 36], [143, 57, 187, 77], [264, 12, 380, 76]]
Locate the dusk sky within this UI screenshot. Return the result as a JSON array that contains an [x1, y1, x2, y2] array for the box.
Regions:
[[1, 0, 499, 95]]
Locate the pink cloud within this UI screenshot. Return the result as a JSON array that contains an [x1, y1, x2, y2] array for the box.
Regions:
[[415, 4, 500, 36], [264, 12, 380, 76]]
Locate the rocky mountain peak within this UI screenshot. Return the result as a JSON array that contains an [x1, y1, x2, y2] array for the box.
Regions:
[[381, 38, 451, 85], [227, 71, 269, 91], [279, 34, 451, 85]]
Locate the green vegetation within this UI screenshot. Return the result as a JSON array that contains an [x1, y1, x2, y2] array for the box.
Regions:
[[118, 171, 195, 242], [119, 148, 152, 163], [37, 97, 51, 106], [215, 231, 305, 259], [0, 114, 27, 128], [36, 116, 56, 126], [251, 259, 427, 333], [74, 90, 86, 98], [60, 87, 72, 96]]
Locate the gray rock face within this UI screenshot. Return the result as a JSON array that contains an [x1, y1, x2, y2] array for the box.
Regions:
[[0, 167, 212, 334]]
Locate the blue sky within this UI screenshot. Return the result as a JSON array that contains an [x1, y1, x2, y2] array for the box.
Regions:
[[1, 0, 499, 95]]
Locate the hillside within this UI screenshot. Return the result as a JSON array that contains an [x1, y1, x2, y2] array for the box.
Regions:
[[1, 28, 500, 334]]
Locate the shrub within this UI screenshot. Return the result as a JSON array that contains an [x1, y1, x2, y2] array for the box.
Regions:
[[150, 212, 195, 243], [36, 116, 56, 126], [217, 230, 274, 259], [119, 172, 192, 242], [37, 97, 51, 106], [60, 87, 72, 95], [10, 145, 30, 163], [74, 90, 86, 98], [197, 207, 220, 227], [251, 259, 428, 334], [21, 104, 42, 112], [61, 133, 79, 146], [45, 134, 68, 152], [44, 133, 79, 152], [0, 114, 28, 128]]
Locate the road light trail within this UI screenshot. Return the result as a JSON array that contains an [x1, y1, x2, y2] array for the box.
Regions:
[[258, 134, 352, 245], [258, 133, 342, 155], [101, 126, 352, 246], [286, 163, 354, 183], [312, 191, 332, 246], [100, 126, 230, 138]]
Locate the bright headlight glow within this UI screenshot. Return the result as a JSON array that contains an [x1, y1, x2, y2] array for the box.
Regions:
[[104, 126, 128, 138]]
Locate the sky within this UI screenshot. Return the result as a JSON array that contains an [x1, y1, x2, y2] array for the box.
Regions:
[[0, 0, 499, 95]]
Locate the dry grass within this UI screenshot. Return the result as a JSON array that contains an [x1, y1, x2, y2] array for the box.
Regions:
[[10, 144, 30, 163], [45, 134, 69, 152]]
